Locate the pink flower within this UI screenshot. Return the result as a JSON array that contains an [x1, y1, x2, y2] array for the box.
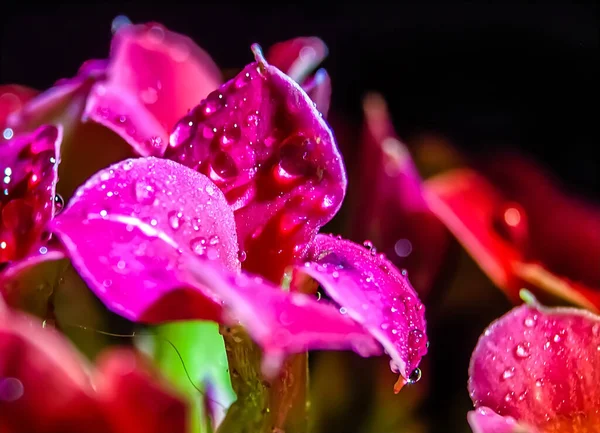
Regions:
[[0, 298, 187, 433], [424, 152, 600, 311], [1, 24, 428, 392], [467, 295, 600, 432]]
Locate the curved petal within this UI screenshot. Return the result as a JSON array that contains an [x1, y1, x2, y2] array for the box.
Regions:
[[165, 47, 346, 282], [0, 125, 61, 263], [266, 37, 328, 84], [469, 303, 600, 432], [424, 168, 600, 311], [97, 349, 187, 433], [51, 158, 378, 371], [296, 234, 428, 390], [85, 22, 222, 157], [302, 68, 331, 118], [51, 157, 240, 322], [352, 94, 449, 295], [0, 85, 38, 125], [467, 407, 532, 433], [0, 308, 106, 433]]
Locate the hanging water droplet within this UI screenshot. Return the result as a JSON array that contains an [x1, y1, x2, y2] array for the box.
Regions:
[[238, 250, 247, 262], [363, 240, 374, 250], [53, 194, 64, 213], [407, 368, 422, 384]]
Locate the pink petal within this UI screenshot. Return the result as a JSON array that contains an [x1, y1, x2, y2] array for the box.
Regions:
[[0, 125, 61, 263], [467, 407, 532, 433], [165, 47, 346, 283], [469, 303, 600, 432], [51, 157, 239, 322], [51, 158, 379, 369], [352, 93, 449, 296], [424, 169, 600, 311], [296, 234, 428, 389], [97, 349, 187, 433], [0, 85, 38, 125], [85, 22, 221, 157], [266, 37, 328, 84]]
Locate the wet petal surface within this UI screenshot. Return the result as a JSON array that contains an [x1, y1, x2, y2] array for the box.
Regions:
[[296, 234, 428, 388], [86, 22, 221, 157], [467, 407, 531, 433], [469, 304, 600, 433], [0, 125, 61, 263], [164, 48, 346, 282], [51, 157, 239, 322]]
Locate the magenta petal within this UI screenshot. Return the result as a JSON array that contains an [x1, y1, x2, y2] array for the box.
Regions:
[[0, 125, 61, 263], [469, 303, 600, 432], [266, 37, 328, 84], [0, 85, 38, 124], [302, 68, 331, 118], [296, 234, 428, 387], [467, 407, 531, 433], [86, 22, 221, 157], [165, 48, 346, 282], [188, 262, 381, 375], [51, 157, 240, 322]]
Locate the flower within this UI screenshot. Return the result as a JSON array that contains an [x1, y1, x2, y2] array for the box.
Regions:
[[1, 23, 428, 391], [424, 152, 600, 311], [467, 294, 600, 433], [0, 298, 187, 433]]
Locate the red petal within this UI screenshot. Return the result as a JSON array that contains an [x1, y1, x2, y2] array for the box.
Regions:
[[469, 303, 600, 432], [297, 234, 428, 384], [97, 349, 187, 433], [164, 48, 346, 282], [352, 94, 449, 295], [425, 168, 600, 310], [85, 22, 221, 157], [0, 85, 38, 125], [0, 308, 106, 433], [0, 125, 61, 263]]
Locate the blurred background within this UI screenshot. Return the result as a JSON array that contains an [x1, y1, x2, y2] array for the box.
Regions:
[[1, 3, 597, 432]]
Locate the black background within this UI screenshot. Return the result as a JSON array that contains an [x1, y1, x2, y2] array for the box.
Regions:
[[1, 3, 598, 198]]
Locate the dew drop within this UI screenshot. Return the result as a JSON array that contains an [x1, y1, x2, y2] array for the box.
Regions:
[[524, 316, 536, 328], [363, 240, 374, 250], [514, 342, 530, 359], [238, 250, 247, 262], [339, 307, 348, 315], [190, 237, 207, 256], [134, 180, 156, 204], [168, 211, 182, 231], [407, 368, 422, 384], [53, 194, 64, 213], [502, 367, 515, 380]]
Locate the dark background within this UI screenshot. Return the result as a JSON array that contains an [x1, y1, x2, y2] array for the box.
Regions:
[[1, 3, 598, 198], [1, 3, 598, 433]]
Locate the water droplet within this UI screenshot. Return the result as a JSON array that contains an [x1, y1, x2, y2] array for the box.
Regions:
[[134, 180, 156, 204], [190, 237, 207, 256], [168, 211, 182, 230], [502, 367, 515, 380], [209, 235, 220, 246], [53, 194, 64, 213], [209, 151, 238, 182], [407, 368, 421, 384], [140, 87, 158, 104], [553, 334, 561, 343], [238, 250, 247, 262], [103, 279, 113, 288], [514, 342, 530, 359], [339, 307, 348, 315], [170, 116, 196, 148], [2, 128, 14, 140], [363, 240, 374, 250], [524, 316, 536, 327], [394, 239, 413, 257]]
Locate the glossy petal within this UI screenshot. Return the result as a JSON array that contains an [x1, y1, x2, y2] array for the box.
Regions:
[[51, 157, 239, 322], [469, 303, 600, 433], [266, 37, 328, 84], [468, 407, 532, 433], [165, 47, 346, 282], [425, 168, 600, 311], [0, 307, 187, 433], [352, 93, 449, 295], [85, 22, 221, 157], [0, 85, 38, 125], [296, 234, 428, 389], [51, 157, 379, 368], [0, 125, 61, 263]]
